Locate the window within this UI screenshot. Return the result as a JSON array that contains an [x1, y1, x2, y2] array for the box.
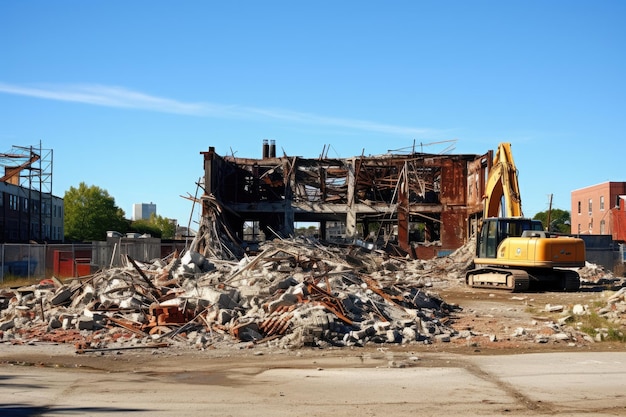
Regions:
[[0, 191, 3, 206], [9, 194, 18, 210], [577, 201, 581, 214], [600, 220, 606, 234], [600, 195, 605, 211], [22, 197, 28, 213], [589, 220, 593, 233], [588, 199, 592, 215]]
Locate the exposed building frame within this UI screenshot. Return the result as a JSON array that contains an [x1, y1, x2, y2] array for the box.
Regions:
[[195, 142, 493, 259]]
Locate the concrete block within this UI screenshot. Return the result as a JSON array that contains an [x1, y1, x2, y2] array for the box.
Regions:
[[218, 309, 233, 325], [77, 316, 94, 330], [0, 319, 15, 331], [401, 327, 417, 342], [545, 304, 564, 313], [235, 323, 263, 342], [386, 329, 400, 343], [181, 250, 206, 267], [50, 288, 73, 306], [119, 296, 143, 310], [238, 285, 263, 299], [552, 333, 570, 341], [192, 287, 240, 310], [435, 333, 451, 342], [374, 321, 391, 333], [270, 276, 299, 292], [48, 317, 62, 329]]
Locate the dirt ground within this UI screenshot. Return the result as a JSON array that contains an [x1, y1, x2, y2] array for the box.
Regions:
[[437, 282, 625, 354]]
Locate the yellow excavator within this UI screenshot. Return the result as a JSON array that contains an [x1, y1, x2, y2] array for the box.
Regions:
[[466, 143, 586, 291]]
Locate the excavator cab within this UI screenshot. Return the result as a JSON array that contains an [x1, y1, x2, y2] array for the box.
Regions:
[[469, 216, 584, 291], [477, 217, 543, 259]]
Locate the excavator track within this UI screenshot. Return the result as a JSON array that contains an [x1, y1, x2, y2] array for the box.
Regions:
[[560, 270, 581, 292], [466, 268, 530, 292], [520, 269, 581, 292]]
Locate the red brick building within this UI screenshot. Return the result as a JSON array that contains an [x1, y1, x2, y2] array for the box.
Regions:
[[571, 181, 626, 241], [612, 196, 626, 243]]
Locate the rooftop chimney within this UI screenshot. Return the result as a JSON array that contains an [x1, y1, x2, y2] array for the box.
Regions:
[[262, 139, 269, 159], [269, 139, 276, 158]]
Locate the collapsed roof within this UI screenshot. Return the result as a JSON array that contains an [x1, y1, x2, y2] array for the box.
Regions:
[[194, 142, 494, 261]]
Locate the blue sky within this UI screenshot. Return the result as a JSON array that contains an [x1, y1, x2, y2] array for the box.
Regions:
[[1, 1, 624, 229]]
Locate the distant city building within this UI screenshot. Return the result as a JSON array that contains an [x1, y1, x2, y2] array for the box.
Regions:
[[571, 181, 626, 238], [132, 203, 156, 221]]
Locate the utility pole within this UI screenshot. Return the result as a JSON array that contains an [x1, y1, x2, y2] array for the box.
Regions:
[[546, 194, 553, 231]]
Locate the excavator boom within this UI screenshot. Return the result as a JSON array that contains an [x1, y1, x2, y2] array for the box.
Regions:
[[483, 142, 523, 218]]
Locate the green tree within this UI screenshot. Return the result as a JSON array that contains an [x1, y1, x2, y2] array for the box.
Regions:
[[129, 219, 162, 238], [533, 208, 571, 234], [64, 182, 128, 241], [131, 213, 176, 239]]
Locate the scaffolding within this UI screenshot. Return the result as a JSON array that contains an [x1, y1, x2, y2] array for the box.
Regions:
[[0, 142, 56, 242]]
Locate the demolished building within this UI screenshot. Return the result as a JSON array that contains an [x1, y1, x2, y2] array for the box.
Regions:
[[194, 141, 494, 260], [1, 141, 621, 353]]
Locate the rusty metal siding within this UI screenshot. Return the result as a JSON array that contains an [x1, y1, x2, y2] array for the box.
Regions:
[[439, 158, 467, 206], [440, 209, 467, 250]]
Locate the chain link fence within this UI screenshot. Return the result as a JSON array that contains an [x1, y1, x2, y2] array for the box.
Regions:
[[0, 239, 187, 283]]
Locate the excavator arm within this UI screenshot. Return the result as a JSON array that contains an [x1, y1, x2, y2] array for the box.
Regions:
[[483, 142, 523, 218]]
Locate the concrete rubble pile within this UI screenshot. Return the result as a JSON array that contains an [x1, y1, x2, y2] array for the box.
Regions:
[[0, 238, 466, 353], [600, 287, 626, 326], [2, 232, 623, 353]]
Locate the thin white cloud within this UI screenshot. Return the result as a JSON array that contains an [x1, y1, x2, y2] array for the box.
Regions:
[[0, 82, 437, 136], [0, 82, 212, 115]]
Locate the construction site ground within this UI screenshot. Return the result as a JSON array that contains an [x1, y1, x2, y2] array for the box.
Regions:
[[2, 231, 625, 416], [2, 282, 626, 417], [4, 281, 624, 362]]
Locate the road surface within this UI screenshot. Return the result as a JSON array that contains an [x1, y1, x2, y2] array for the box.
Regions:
[[1, 344, 625, 416]]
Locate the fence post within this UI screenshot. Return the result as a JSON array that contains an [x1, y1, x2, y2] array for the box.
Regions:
[[44, 242, 47, 280], [72, 243, 76, 277]]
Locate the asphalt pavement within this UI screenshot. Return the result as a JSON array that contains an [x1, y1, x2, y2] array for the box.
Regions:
[[1, 350, 625, 417]]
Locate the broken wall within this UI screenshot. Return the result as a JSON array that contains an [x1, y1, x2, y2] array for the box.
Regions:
[[197, 144, 489, 260]]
